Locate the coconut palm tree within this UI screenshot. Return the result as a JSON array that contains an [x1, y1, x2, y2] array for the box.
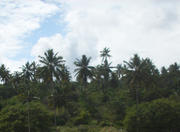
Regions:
[[74, 55, 93, 85], [100, 47, 115, 82], [21, 62, 34, 132], [123, 54, 159, 132], [100, 47, 111, 63], [21, 61, 41, 132], [124, 54, 158, 104], [39, 49, 64, 129], [123, 54, 145, 105], [123, 54, 145, 132]]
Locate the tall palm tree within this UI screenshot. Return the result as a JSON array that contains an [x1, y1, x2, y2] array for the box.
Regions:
[[123, 54, 145, 104], [123, 54, 159, 102], [39, 49, 65, 83], [100, 47, 114, 82], [100, 47, 111, 63], [39, 49, 64, 129], [74, 55, 93, 85], [123, 54, 144, 132], [123, 54, 158, 132], [21, 62, 36, 132]]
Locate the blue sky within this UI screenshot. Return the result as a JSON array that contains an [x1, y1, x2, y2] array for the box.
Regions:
[[17, 13, 67, 61], [1, 0, 180, 72]]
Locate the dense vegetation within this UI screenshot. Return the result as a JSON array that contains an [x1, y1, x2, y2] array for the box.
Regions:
[[0, 48, 180, 132]]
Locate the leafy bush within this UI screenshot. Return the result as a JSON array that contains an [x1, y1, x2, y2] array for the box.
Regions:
[[0, 101, 53, 132], [123, 99, 180, 132], [0, 85, 16, 100], [72, 109, 91, 125]]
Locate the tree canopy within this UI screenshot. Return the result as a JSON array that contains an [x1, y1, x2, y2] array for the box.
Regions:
[[0, 48, 180, 132]]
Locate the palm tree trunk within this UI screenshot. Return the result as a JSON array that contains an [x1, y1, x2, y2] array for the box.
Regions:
[[28, 106, 30, 132], [51, 81, 58, 131], [28, 90, 31, 132], [135, 86, 139, 132], [136, 86, 139, 105], [54, 106, 57, 131]]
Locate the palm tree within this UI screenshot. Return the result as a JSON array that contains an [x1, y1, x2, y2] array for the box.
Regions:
[[100, 47, 111, 63], [100, 47, 114, 82], [74, 55, 93, 85], [21, 62, 35, 132], [125, 54, 159, 101], [93, 48, 115, 99], [39, 49, 64, 129], [123, 54, 158, 132], [123, 54, 144, 132], [123, 54, 145, 104]]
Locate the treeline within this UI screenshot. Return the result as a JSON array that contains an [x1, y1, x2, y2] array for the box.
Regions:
[[0, 48, 180, 132]]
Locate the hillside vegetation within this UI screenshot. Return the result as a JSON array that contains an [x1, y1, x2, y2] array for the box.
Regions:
[[0, 48, 180, 132]]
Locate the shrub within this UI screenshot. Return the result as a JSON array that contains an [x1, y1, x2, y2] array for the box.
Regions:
[[123, 99, 180, 132], [0, 101, 53, 132]]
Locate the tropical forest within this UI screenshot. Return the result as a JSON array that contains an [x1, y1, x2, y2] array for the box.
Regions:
[[0, 48, 180, 132]]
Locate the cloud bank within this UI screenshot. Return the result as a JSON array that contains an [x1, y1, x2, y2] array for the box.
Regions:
[[0, 0, 59, 71], [32, 0, 180, 71], [1, 0, 180, 73]]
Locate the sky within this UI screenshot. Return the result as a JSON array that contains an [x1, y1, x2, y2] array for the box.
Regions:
[[1, 0, 180, 73]]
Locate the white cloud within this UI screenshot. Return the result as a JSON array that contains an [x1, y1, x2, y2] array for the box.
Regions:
[[31, 34, 69, 59], [32, 0, 180, 71], [2, 58, 27, 72], [0, 0, 59, 71]]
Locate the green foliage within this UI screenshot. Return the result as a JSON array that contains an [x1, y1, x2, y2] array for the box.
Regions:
[[56, 107, 70, 125], [123, 99, 180, 132], [1, 48, 180, 131], [72, 109, 91, 125], [57, 126, 123, 132], [0, 85, 16, 100], [0, 64, 11, 84], [0, 101, 53, 132]]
